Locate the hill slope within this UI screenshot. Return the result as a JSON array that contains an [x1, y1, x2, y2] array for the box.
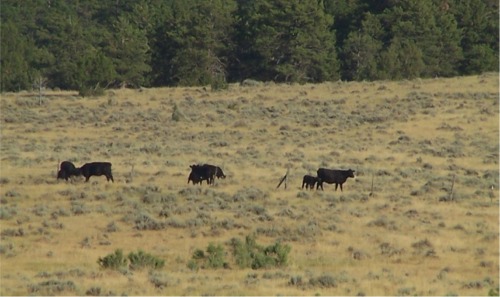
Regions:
[[0, 74, 498, 296]]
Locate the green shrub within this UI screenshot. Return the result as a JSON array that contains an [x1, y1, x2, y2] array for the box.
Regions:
[[98, 249, 165, 271], [189, 243, 227, 269], [230, 234, 291, 269], [98, 249, 128, 270], [206, 243, 226, 268], [187, 259, 199, 271], [264, 241, 291, 267], [128, 250, 165, 270], [488, 287, 499, 296], [231, 237, 253, 269]]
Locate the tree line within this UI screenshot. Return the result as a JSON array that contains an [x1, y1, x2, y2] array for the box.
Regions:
[[1, 0, 498, 94]]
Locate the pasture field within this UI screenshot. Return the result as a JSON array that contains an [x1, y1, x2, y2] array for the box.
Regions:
[[0, 74, 498, 296]]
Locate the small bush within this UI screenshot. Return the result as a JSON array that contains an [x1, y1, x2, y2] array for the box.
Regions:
[[149, 271, 177, 288], [211, 75, 228, 91], [98, 249, 128, 270], [79, 86, 105, 97], [412, 239, 436, 257], [230, 234, 291, 269], [171, 104, 187, 122], [232, 187, 268, 202], [289, 275, 303, 286], [189, 243, 227, 269], [488, 287, 499, 296], [128, 250, 165, 270], [85, 287, 102, 296], [98, 249, 165, 271], [309, 274, 337, 288], [29, 280, 76, 295], [134, 212, 166, 230], [0, 243, 15, 257], [0, 206, 17, 220]]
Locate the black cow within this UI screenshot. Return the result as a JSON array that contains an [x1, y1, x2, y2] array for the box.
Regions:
[[187, 171, 203, 185], [57, 161, 81, 181], [302, 175, 320, 190], [189, 164, 226, 185], [316, 168, 355, 191], [79, 162, 114, 182]]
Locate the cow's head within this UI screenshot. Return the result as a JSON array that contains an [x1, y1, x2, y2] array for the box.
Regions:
[[347, 169, 355, 178], [216, 167, 226, 179], [73, 168, 82, 176]]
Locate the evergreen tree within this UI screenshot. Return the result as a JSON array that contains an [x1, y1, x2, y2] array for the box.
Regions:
[[107, 14, 151, 88], [341, 13, 383, 80], [380, 37, 425, 79], [379, 0, 462, 78], [323, 0, 370, 49], [0, 0, 498, 91], [1, 21, 31, 91], [450, 0, 499, 74], [150, 0, 235, 87], [234, 0, 339, 83]]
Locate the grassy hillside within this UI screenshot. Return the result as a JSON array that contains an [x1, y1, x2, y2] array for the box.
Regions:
[[0, 73, 498, 296]]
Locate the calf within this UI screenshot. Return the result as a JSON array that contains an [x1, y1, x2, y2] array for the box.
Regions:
[[57, 161, 81, 181], [302, 175, 320, 190], [79, 162, 114, 182], [316, 168, 355, 191]]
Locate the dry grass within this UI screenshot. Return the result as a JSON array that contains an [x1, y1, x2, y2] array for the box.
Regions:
[[1, 73, 498, 296]]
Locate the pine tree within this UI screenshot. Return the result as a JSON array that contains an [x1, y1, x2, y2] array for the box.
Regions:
[[150, 0, 235, 87], [379, 0, 462, 78], [341, 13, 383, 80], [234, 0, 339, 83], [450, 0, 499, 74], [1, 21, 31, 91], [107, 15, 151, 88]]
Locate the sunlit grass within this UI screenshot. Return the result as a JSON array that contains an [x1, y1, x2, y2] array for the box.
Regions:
[[0, 73, 498, 295]]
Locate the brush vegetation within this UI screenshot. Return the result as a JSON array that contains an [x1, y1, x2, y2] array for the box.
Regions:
[[0, 74, 498, 295]]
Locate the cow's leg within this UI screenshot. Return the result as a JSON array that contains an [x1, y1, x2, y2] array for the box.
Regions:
[[85, 176, 90, 182], [339, 183, 343, 192], [335, 183, 339, 191]]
